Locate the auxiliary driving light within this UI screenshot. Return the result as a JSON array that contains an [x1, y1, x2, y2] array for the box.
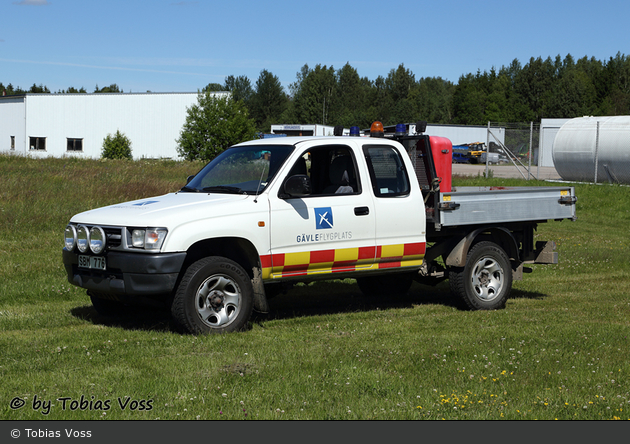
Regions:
[[76, 225, 89, 253], [64, 225, 77, 251], [89, 226, 106, 254]]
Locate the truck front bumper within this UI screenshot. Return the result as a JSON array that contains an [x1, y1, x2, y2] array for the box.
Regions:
[[62, 249, 187, 297]]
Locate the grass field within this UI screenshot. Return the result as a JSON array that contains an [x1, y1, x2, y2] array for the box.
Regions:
[[1, 154, 629, 420]]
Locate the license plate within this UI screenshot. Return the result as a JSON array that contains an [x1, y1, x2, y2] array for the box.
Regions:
[[78, 255, 106, 270]]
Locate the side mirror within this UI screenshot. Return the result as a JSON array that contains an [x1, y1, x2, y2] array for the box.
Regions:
[[186, 175, 195, 184], [281, 175, 312, 198]]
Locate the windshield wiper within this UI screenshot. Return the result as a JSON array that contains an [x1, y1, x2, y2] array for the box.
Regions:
[[179, 185, 199, 193], [201, 185, 243, 194]]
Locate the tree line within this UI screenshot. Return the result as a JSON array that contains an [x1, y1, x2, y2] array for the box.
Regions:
[[0, 83, 122, 95], [3, 52, 630, 131]]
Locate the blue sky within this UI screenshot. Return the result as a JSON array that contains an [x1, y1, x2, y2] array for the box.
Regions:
[[1, 0, 629, 94]]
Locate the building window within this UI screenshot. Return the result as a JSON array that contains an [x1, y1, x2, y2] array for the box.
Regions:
[[67, 138, 83, 152], [10, 136, 15, 150], [29, 137, 46, 151]]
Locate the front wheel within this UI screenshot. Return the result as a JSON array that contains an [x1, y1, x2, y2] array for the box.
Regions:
[[171, 257, 253, 334], [449, 241, 512, 310]]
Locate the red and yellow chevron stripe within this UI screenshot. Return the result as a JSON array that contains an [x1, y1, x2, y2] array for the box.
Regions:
[[260, 242, 425, 280]]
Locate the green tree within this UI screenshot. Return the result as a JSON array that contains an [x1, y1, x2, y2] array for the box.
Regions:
[[413, 76, 454, 124], [598, 52, 630, 115], [452, 72, 487, 125], [512, 56, 554, 120], [203, 83, 225, 92], [29, 83, 50, 93], [335, 63, 372, 128], [293, 64, 337, 124], [58, 86, 87, 94], [385, 64, 416, 103], [223, 75, 253, 105], [249, 70, 288, 132], [366, 75, 391, 124], [101, 130, 133, 160], [94, 84, 122, 93], [176, 92, 256, 161]]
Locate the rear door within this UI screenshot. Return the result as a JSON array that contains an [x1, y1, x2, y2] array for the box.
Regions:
[[362, 143, 427, 269]]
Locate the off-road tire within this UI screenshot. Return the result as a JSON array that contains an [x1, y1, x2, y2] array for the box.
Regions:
[[171, 257, 253, 334], [449, 241, 512, 310]]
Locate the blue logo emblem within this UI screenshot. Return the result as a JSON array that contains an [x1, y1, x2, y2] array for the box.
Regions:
[[315, 207, 333, 230], [133, 200, 159, 206]]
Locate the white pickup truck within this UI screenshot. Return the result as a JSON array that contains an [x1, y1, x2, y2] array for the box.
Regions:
[[62, 122, 577, 334]]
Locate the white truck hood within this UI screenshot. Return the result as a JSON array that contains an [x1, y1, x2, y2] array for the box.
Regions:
[[70, 192, 254, 228]]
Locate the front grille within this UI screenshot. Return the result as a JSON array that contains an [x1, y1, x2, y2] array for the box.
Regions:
[[103, 227, 123, 248]]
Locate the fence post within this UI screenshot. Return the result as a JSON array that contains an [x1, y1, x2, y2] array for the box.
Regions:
[[594, 120, 600, 183], [485, 121, 490, 178]]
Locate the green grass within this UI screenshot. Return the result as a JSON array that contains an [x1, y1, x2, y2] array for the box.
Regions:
[[1, 154, 629, 420]]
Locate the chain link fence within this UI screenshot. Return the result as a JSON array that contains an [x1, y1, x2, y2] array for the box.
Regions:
[[485, 117, 630, 184], [486, 122, 541, 180]]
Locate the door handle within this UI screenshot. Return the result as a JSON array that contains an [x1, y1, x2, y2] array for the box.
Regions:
[[354, 206, 369, 216]]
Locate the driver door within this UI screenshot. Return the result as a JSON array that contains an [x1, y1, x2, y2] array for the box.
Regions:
[[267, 144, 376, 280]]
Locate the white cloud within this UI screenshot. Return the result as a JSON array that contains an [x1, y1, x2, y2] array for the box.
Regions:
[[13, 0, 50, 5]]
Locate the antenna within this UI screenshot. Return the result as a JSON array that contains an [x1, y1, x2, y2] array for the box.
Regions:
[[253, 162, 268, 203]]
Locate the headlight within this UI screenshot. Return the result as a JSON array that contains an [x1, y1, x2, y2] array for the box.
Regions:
[[130, 228, 167, 250], [64, 225, 77, 251], [89, 226, 106, 254], [132, 229, 145, 248], [76, 225, 89, 253]]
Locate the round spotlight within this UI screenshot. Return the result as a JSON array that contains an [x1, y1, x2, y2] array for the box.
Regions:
[[64, 225, 77, 251], [76, 225, 90, 253], [89, 226, 106, 254]]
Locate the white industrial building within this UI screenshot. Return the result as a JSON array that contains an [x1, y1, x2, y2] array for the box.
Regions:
[[0, 92, 227, 159]]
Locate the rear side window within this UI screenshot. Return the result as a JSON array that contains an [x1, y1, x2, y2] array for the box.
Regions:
[[363, 145, 410, 197]]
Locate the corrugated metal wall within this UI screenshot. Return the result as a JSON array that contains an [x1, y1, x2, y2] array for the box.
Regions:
[[425, 124, 504, 146], [1, 92, 228, 159], [0, 97, 26, 154]]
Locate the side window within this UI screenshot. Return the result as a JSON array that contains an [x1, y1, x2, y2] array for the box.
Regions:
[[29, 137, 46, 151], [67, 138, 83, 152], [286, 145, 360, 196], [363, 145, 410, 197]]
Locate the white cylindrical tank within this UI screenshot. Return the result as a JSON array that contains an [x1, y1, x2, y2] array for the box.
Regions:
[[553, 116, 630, 183]]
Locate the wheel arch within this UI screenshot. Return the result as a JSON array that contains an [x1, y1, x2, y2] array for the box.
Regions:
[[182, 237, 269, 313], [444, 227, 520, 269]]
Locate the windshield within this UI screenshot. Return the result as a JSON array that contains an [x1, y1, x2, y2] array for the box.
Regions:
[[182, 144, 294, 194]]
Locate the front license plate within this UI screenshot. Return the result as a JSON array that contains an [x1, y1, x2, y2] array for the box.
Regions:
[[78, 255, 106, 270]]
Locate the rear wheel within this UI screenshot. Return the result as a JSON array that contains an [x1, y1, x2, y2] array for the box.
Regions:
[[356, 272, 415, 298], [171, 257, 253, 334], [449, 241, 512, 310]]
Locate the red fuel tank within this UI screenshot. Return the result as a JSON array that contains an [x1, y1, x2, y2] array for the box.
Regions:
[[428, 136, 452, 193]]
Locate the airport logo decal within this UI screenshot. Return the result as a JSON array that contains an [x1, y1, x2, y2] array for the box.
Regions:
[[315, 207, 333, 229]]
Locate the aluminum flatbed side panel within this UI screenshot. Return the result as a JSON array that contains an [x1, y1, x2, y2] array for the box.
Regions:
[[438, 186, 576, 226]]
